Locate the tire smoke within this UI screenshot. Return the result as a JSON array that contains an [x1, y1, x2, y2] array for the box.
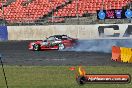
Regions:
[[63, 39, 132, 53]]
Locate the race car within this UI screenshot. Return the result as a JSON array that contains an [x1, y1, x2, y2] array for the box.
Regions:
[[29, 35, 78, 51]]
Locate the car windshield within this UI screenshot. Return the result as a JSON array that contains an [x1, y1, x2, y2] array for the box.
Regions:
[[54, 35, 62, 39], [47, 36, 55, 41], [43, 35, 71, 41], [62, 35, 72, 40], [62, 35, 67, 38]]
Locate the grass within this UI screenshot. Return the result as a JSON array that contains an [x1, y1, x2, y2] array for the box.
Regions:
[[0, 66, 132, 88]]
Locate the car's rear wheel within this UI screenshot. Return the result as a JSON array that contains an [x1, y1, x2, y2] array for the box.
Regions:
[[33, 44, 40, 51], [58, 43, 65, 50]]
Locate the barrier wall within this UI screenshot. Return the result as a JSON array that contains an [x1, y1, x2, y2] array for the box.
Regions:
[[7, 24, 132, 40], [111, 46, 132, 63], [111, 46, 121, 61], [120, 47, 132, 63]]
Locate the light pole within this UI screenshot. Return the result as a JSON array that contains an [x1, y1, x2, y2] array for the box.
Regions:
[[102, 0, 104, 10], [102, 0, 105, 23], [0, 54, 8, 88], [1, 0, 5, 26], [130, 0, 132, 23], [52, 9, 54, 24], [76, 0, 79, 24]]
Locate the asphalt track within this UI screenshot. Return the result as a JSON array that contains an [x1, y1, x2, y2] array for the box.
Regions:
[[0, 41, 132, 66]]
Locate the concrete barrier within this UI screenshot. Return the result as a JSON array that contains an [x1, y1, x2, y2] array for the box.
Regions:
[[7, 24, 132, 40]]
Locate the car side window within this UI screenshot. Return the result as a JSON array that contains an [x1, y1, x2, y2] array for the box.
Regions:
[[47, 37, 55, 41], [62, 36, 68, 40]]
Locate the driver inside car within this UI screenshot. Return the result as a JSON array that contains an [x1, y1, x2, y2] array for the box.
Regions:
[[42, 40, 49, 46], [42, 37, 55, 46]]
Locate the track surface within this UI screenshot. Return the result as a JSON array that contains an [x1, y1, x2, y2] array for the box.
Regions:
[[0, 41, 132, 66]]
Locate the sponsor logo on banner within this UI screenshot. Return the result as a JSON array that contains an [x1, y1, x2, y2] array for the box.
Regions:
[[98, 25, 132, 38], [0, 26, 8, 41]]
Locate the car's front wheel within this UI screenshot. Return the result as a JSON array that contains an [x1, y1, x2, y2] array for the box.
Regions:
[[58, 43, 65, 50], [33, 44, 40, 51]]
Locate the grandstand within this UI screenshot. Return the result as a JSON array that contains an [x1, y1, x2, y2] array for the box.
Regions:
[[0, 0, 131, 25]]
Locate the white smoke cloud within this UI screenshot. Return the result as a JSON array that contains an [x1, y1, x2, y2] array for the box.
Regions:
[[62, 39, 132, 53]]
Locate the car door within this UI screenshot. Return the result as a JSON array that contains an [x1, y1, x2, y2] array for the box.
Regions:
[[47, 36, 56, 47]]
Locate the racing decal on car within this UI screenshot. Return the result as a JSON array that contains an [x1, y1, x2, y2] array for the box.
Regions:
[[41, 42, 49, 46], [49, 41, 60, 46]]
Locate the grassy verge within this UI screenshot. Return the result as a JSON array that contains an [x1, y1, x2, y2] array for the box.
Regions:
[[0, 66, 132, 88]]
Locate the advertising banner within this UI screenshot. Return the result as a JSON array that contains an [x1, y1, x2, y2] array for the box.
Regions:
[[0, 26, 8, 41]]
